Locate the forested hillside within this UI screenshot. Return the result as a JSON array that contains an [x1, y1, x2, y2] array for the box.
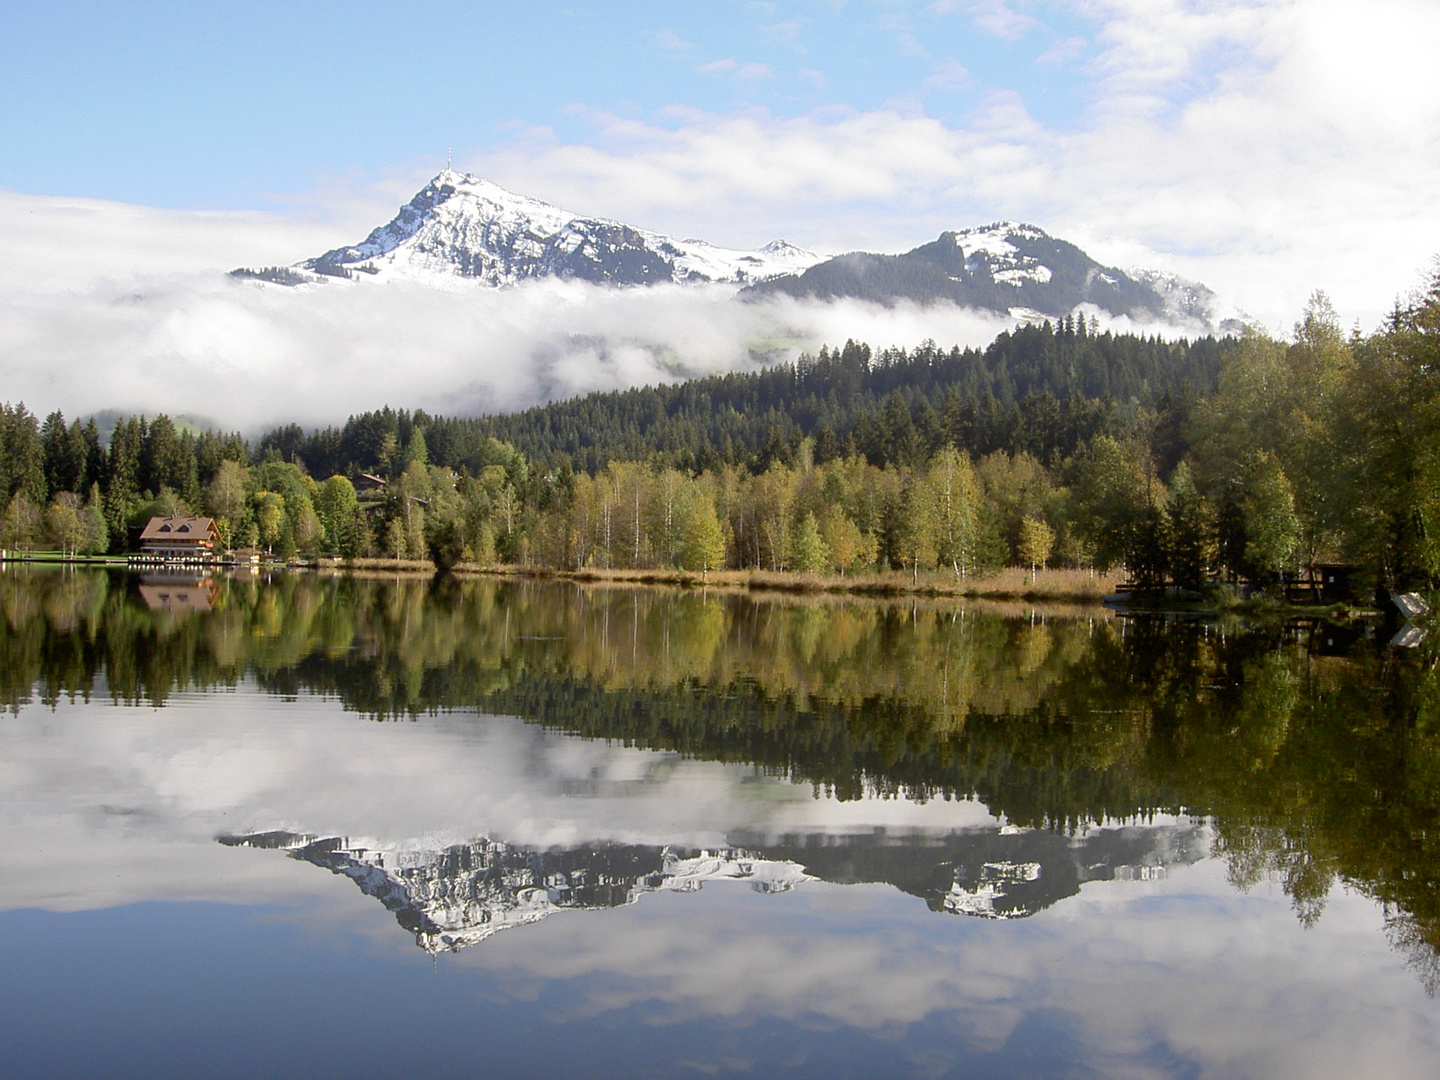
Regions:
[[265, 318, 1229, 477], [2, 281, 1438, 596]]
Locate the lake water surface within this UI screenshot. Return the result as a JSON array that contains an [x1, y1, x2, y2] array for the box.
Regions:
[[2, 567, 1438, 1079]]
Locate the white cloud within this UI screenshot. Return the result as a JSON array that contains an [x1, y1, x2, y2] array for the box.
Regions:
[[697, 57, 773, 81], [456, 0, 1440, 333], [0, 690, 1003, 912], [924, 58, 974, 90], [0, 188, 351, 294], [1034, 35, 1087, 66], [652, 28, 695, 53], [759, 19, 805, 48], [966, 0, 1039, 39], [456, 870, 1440, 1078], [930, 0, 1037, 39], [798, 66, 827, 90], [0, 195, 1017, 429], [696, 57, 739, 75]]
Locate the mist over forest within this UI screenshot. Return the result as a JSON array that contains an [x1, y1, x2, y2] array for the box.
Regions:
[[4, 277, 1438, 598]]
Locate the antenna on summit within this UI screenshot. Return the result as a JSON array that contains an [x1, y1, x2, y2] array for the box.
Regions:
[[447, 146, 452, 171]]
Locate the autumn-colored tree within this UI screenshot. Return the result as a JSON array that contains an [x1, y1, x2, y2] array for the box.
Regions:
[[896, 473, 939, 582], [252, 491, 285, 553], [1242, 451, 1300, 585], [81, 483, 108, 555], [44, 494, 87, 556], [1017, 516, 1055, 579], [819, 508, 872, 575], [206, 460, 250, 546], [678, 487, 727, 573], [928, 445, 983, 577], [316, 475, 359, 555]]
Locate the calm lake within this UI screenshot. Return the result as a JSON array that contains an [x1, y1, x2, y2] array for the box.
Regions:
[[2, 566, 1438, 1079]]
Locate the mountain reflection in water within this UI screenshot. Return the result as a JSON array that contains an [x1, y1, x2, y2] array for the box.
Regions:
[[219, 822, 1211, 952], [3, 565, 1439, 992]]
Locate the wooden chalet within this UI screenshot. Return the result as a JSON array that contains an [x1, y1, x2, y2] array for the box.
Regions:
[[137, 516, 221, 561]]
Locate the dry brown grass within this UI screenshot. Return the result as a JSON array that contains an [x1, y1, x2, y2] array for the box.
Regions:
[[743, 565, 1117, 601], [334, 556, 436, 575], [453, 563, 1118, 602], [323, 558, 1118, 603]]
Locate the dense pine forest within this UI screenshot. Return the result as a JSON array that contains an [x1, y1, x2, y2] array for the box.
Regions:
[[2, 281, 1439, 595], [261, 317, 1226, 476]]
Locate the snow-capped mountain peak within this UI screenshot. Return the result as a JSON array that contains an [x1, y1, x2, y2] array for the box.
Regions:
[[229, 173, 1232, 330], [744, 219, 1233, 330], [235, 171, 823, 289]]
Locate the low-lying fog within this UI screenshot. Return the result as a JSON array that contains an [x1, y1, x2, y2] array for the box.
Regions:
[[0, 189, 1191, 433]]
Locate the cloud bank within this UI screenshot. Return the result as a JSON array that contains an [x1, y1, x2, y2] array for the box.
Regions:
[[0, 188, 1025, 430], [0, 270, 1024, 432]]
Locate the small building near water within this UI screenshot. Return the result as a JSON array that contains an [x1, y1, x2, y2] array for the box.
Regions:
[[137, 516, 221, 562], [1310, 563, 1363, 603]]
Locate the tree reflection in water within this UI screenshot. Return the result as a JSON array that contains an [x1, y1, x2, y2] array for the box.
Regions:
[[3, 565, 1438, 988]]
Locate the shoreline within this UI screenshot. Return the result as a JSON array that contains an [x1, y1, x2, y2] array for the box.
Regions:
[[1, 554, 1395, 617]]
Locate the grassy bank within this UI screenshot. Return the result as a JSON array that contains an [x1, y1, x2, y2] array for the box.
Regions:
[[481, 564, 1120, 602], [7, 553, 1396, 617]]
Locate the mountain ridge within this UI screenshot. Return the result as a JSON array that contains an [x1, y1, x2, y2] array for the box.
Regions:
[[230, 171, 1229, 330], [742, 222, 1228, 328], [233, 169, 821, 288], [219, 823, 1211, 954]]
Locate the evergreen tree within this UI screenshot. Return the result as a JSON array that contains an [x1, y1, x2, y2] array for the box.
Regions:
[[1167, 461, 1217, 590], [142, 415, 181, 495], [105, 417, 143, 548], [0, 404, 46, 504]]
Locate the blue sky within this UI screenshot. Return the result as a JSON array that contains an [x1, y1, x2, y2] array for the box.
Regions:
[[2, 1, 1106, 210]]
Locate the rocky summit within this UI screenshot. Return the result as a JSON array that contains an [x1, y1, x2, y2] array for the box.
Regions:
[[232, 169, 821, 288], [230, 173, 1229, 331]]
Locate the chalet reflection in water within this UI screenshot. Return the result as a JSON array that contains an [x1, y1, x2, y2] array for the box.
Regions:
[[137, 573, 219, 614]]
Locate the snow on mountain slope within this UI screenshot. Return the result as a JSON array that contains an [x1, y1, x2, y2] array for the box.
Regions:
[[950, 222, 1056, 286], [220, 831, 811, 954], [743, 219, 1236, 329], [235, 170, 822, 289], [227, 173, 1238, 333]]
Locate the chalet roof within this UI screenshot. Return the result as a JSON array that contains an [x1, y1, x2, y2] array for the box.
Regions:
[[138, 516, 220, 542]]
